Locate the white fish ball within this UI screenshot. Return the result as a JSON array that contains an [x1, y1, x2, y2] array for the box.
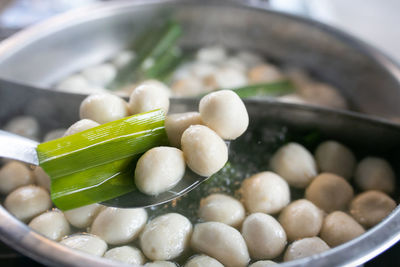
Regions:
[[112, 50, 135, 69], [28, 210, 70, 241], [79, 94, 129, 124], [221, 57, 247, 73], [165, 112, 203, 147], [33, 166, 51, 191], [64, 119, 100, 136], [320, 211, 365, 247], [185, 255, 223, 267], [64, 203, 103, 229], [191, 222, 250, 267], [355, 157, 396, 194], [140, 80, 172, 96], [242, 213, 287, 260], [270, 142, 317, 188], [56, 74, 90, 93], [198, 194, 245, 228], [4, 116, 39, 140], [190, 62, 218, 79], [4, 185, 51, 222], [248, 63, 284, 84], [128, 82, 170, 115], [315, 141, 356, 180], [140, 213, 192, 261], [279, 199, 324, 241], [204, 67, 247, 90], [0, 161, 34, 194], [181, 125, 228, 177], [305, 173, 354, 213], [172, 63, 192, 81], [171, 77, 205, 97], [81, 63, 117, 87], [91, 207, 147, 245], [196, 46, 227, 64], [135, 147, 186, 195], [104, 246, 145, 265], [283, 237, 330, 262], [60, 234, 107, 256], [236, 50, 264, 68], [199, 90, 249, 140], [57, 75, 107, 94], [240, 171, 290, 214], [43, 129, 66, 142], [350, 190, 396, 228]]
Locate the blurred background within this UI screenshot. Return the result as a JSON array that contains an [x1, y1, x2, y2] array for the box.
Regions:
[[0, 0, 399, 266], [0, 0, 399, 63]]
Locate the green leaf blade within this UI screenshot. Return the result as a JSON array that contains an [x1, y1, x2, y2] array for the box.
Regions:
[[110, 20, 182, 89], [37, 109, 168, 178], [51, 157, 138, 210], [37, 109, 168, 210], [233, 80, 295, 98]]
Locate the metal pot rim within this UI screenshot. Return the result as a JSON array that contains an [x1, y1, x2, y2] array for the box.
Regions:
[[0, 0, 399, 89]]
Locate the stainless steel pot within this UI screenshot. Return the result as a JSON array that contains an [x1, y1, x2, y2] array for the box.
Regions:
[[0, 1, 400, 266], [0, 79, 400, 267], [0, 0, 399, 119]]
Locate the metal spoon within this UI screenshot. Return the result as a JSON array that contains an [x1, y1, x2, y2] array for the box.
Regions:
[[0, 128, 218, 208], [1, 79, 400, 209], [0, 79, 222, 209]]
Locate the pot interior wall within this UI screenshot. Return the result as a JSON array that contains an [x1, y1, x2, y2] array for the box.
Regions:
[[0, 1, 399, 118]]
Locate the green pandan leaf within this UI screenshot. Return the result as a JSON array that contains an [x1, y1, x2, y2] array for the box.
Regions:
[[37, 109, 167, 178], [51, 156, 139, 210], [37, 109, 168, 210]]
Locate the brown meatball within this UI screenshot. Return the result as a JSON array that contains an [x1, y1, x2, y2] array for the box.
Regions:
[[354, 157, 396, 194], [350, 190, 397, 228], [305, 173, 354, 213]]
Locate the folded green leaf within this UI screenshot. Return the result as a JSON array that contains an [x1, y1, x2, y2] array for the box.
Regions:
[[51, 157, 139, 210], [37, 109, 167, 178], [139, 20, 182, 71], [144, 46, 184, 80], [111, 20, 182, 89], [37, 109, 168, 210]]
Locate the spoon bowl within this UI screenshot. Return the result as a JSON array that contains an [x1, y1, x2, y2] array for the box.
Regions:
[[0, 128, 221, 209], [0, 79, 230, 209]]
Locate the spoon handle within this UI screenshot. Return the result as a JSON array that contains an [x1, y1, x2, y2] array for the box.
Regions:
[[0, 130, 39, 165]]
